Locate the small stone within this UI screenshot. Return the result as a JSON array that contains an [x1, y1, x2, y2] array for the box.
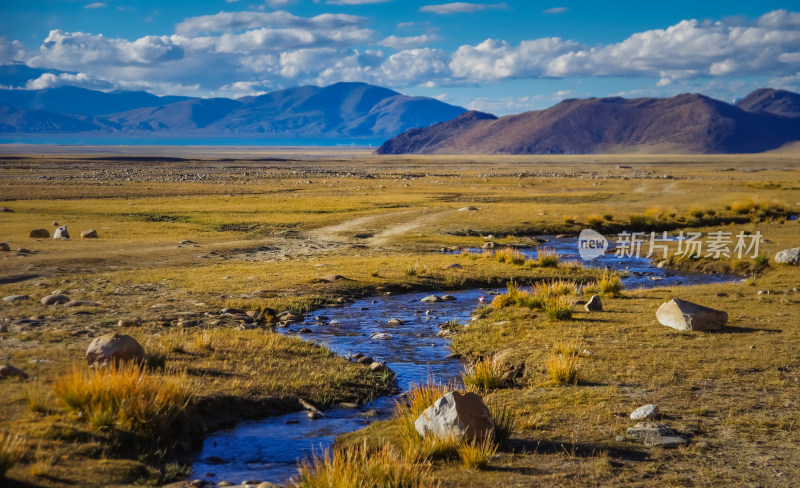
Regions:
[[0, 364, 29, 380], [220, 308, 245, 315], [86, 333, 145, 367], [440, 295, 457, 301], [3, 295, 29, 302], [0, 242, 10, 252], [356, 356, 374, 364], [387, 318, 404, 326], [307, 411, 323, 419], [297, 328, 312, 334], [53, 225, 70, 239], [458, 206, 478, 211], [117, 319, 140, 327], [29, 229, 50, 239], [257, 483, 281, 488], [80, 229, 99, 238], [242, 481, 261, 486], [421, 295, 443, 303], [52, 221, 59, 227], [630, 404, 659, 420], [584, 294, 603, 312], [40, 294, 69, 306], [64, 300, 99, 307], [370, 332, 392, 340], [482, 242, 495, 249], [615, 435, 626, 442], [0, 207, 13, 212], [217, 482, 234, 487], [626, 422, 668, 440], [338, 402, 359, 409], [644, 435, 688, 448], [369, 361, 390, 373]]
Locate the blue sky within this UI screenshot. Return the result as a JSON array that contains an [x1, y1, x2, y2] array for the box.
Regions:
[[1, 1, 798, 114]]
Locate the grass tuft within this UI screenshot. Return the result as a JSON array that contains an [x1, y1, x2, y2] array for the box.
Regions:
[[295, 442, 435, 488], [53, 362, 193, 440], [457, 435, 497, 470], [462, 356, 505, 392], [543, 294, 574, 321], [0, 431, 24, 477], [545, 345, 581, 385], [532, 248, 559, 267], [495, 247, 526, 265]]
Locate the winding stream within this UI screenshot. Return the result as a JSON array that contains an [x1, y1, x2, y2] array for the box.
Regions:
[[191, 237, 739, 484]]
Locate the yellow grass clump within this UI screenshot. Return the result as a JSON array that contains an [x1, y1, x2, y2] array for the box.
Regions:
[[462, 356, 505, 392], [495, 247, 526, 265], [457, 435, 498, 470], [53, 363, 193, 438], [294, 443, 435, 488], [0, 431, 24, 477], [545, 344, 581, 385]]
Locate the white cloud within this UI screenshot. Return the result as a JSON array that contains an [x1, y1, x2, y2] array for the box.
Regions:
[[380, 34, 438, 49], [420, 2, 507, 14], [175, 11, 368, 35], [327, 0, 391, 4], [84, 2, 106, 9], [543, 7, 567, 14], [450, 37, 580, 81], [380, 48, 450, 83], [0, 38, 26, 64], [24, 72, 112, 90]]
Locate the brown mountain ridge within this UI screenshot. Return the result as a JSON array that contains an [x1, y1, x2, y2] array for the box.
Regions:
[[377, 88, 800, 155]]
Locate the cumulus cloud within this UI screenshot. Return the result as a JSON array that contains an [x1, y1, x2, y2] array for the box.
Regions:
[[420, 2, 507, 14], [84, 2, 106, 9], [327, 0, 391, 4], [543, 7, 567, 14], [175, 10, 368, 35], [5, 8, 800, 98], [0, 37, 27, 64], [380, 34, 439, 49], [24, 72, 113, 90]]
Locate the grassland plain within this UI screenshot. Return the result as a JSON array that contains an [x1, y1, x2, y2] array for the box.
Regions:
[[0, 149, 799, 487]]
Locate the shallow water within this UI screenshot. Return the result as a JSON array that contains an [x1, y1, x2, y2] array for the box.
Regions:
[[191, 236, 739, 484]]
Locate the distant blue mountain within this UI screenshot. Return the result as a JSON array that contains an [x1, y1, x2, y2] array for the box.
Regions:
[[0, 82, 467, 139]]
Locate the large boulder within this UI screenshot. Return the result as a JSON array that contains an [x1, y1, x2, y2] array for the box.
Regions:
[[86, 333, 145, 367], [585, 294, 603, 312], [30, 229, 50, 238], [775, 247, 800, 265], [40, 294, 70, 306], [656, 298, 727, 331], [0, 364, 29, 380], [53, 226, 70, 239], [414, 391, 495, 442]]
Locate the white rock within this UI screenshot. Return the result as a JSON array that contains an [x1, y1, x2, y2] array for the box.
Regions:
[[656, 298, 727, 331], [775, 247, 800, 265], [630, 404, 659, 420], [414, 391, 495, 442]]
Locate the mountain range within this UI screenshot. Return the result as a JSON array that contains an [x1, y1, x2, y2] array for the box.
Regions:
[[378, 88, 800, 155], [0, 82, 466, 139]]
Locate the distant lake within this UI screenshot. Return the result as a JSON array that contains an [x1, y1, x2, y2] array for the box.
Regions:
[[0, 135, 386, 147]]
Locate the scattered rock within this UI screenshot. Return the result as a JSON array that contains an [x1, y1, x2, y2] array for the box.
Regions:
[[387, 318, 404, 326], [369, 361, 391, 373], [86, 333, 145, 367], [220, 308, 246, 315], [40, 294, 69, 306], [482, 242, 495, 249], [421, 295, 443, 303], [3, 295, 29, 302], [29, 228, 50, 239], [317, 274, 350, 283], [440, 295, 457, 301], [0, 207, 13, 212], [217, 482, 234, 487], [774, 247, 800, 265], [338, 402, 359, 409], [458, 206, 479, 211], [630, 404, 659, 420], [257, 483, 281, 488], [307, 411, 324, 419], [277, 311, 304, 322], [81, 229, 99, 238], [645, 435, 689, 448], [0, 364, 29, 380], [656, 298, 727, 331], [442, 263, 463, 269], [53, 225, 70, 239], [117, 319, 140, 327], [297, 328, 312, 334], [415, 391, 495, 442], [370, 332, 392, 340], [615, 435, 626, 442], [64, 299, 99, 307], [626, 422, 669, 439], [356, 355, 374, 364], [52, 221, 60, 227], [0, 242, 9, 252], [585, 294, 603, 312]]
